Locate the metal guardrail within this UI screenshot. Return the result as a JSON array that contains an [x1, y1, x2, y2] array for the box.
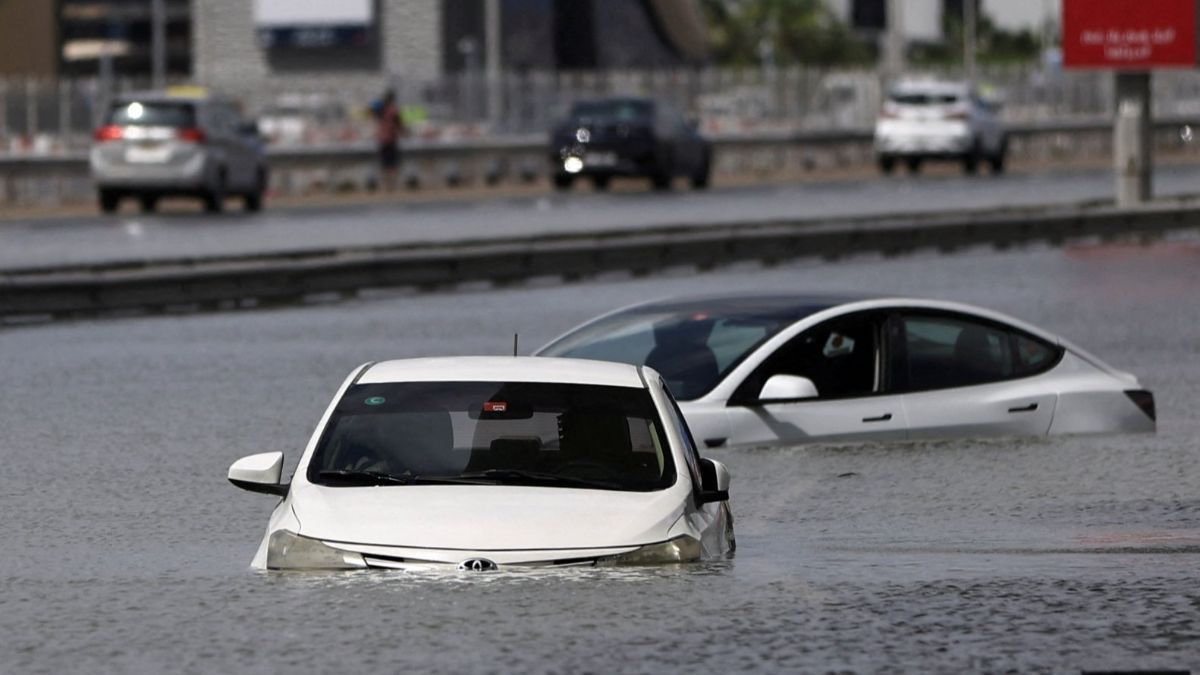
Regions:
[[3, 115, 1199, 200], [3, 197, 1199, 322]]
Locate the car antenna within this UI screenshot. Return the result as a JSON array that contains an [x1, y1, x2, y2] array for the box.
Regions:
[[513, 333, 519, 357]]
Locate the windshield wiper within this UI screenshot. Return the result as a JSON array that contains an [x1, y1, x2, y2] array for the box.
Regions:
[[453, 469, 624, 490], [317, 470, 414, 485], [316, 470, 494, 486]]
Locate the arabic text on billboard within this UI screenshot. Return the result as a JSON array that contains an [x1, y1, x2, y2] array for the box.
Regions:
[[1063, 0, 1196, 68]]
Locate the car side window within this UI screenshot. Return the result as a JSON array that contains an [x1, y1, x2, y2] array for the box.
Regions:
[[894, 313, 1061, 391], [661, 384, 703, 491], [733, 312, 881, 402]]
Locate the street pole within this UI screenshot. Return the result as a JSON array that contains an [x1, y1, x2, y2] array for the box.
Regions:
[[1114, 71, 1152, 205], [883, 0, 905, 85], [151, 0, 166, 89], [484, 0, 501, 128], [963, 0, 977, 87]]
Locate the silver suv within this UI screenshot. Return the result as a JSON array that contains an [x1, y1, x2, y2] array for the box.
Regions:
[[90, 90, 267, 213], [874, 79, 1007, 175]]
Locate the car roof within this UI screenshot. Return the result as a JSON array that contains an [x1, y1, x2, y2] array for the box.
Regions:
[[359, 356, 646, 388], [602, 291, 879, 323], [113, 89, 223, 105], [889, 80, 969, 95]]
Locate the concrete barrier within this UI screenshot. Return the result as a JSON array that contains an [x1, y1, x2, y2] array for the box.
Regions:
[[3, 197, 1198, 322]]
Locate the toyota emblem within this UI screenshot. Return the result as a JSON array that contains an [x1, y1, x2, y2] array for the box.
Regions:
[[458, 558, 498, 572]]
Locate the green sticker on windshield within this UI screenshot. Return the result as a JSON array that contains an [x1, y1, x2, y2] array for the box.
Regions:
[[364, 396, 386, 406]]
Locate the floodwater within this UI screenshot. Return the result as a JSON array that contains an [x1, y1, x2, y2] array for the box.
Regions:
[[2, 234, 1199, 673]]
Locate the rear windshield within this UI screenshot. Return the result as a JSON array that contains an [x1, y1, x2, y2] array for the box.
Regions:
[[569, 100, 653, 121], [107, 101, 196, 127], [308, 381, 676, 492], [888, 92, 962, 105]]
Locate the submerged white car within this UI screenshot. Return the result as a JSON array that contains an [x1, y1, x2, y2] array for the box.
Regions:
[[536, 294, 1156, 449], [229, 357, 734, 570]]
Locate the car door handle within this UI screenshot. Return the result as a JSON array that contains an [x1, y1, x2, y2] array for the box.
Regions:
[[862, 413, 893, 423], [1007, 403, 1039, 413]]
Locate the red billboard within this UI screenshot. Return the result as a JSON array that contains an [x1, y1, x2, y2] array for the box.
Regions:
[[1063, 0, 1198, 68]]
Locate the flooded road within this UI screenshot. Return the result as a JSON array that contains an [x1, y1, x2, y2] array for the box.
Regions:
[[1, 234, 1198, 672]]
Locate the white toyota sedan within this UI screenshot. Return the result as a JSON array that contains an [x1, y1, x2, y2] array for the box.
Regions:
[[536, 294, 1156, 449], [229, 357, 734, 570]]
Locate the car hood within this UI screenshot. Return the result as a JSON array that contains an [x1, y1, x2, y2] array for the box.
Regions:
[[290, 482, 687, 551]]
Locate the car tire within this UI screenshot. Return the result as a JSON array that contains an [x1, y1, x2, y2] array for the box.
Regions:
[[553, 173, 574, 191], [989, 137, 1008, 174], [204, 171, 226, 213], [905, 157, 922, 174], [591, 175, 611, 191], [139, 195, 158, 213], [244, 168, 266, 212], [650, 166, 672, 191], [690, 152, 711, 189], [98, 189, 120, 214], [878, 155, 896, 175], [963, 142, 980, 175]]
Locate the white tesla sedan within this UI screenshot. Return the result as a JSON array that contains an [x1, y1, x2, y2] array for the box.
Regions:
[[228, 357, 734, 570], [536, 294, 1156, 449]]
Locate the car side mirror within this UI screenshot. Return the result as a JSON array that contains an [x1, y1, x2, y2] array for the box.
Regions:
[[755, 374, 819, 404], [697, 457, 730, 504], [228, 451, 288, 496]]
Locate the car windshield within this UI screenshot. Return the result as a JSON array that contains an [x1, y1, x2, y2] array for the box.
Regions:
[[569, 100, 652, 121], [108, 101, 196, 127], [308, 381, 675, 491], [539, 305, 812, 400]]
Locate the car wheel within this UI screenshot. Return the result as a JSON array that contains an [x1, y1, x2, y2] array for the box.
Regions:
[[650, 166, 672, 191], [878, 155, 896, 175], [98, 189, 120, 214], [989, 138, 1008, 174], [963, 143, 980, 175], [553, 173, 574, 191], [204, 171, 226, 213], [591, 175, 611, 191], [243, 168, 266, 212], [905, 157, 922, 174], [139, 195, 158, 213], [690, 152, 711, 189]]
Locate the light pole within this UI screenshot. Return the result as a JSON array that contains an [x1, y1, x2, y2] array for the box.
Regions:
[[151, 0, 166, 89], [963, 0, 977, 87]]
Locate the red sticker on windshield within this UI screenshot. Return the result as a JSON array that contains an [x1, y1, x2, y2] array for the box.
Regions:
[[483, 401, 507, 412]]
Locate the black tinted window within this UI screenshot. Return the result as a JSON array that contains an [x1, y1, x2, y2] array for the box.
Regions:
[[308, 381, 675, 491], [108, 101, 196, 127], [897, 314, 1060, 391], [570, 100, 652, 121]]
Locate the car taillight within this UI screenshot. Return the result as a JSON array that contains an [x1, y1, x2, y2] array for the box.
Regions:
[[176, 127, 206, 143], [93, 125, 123, 142], [944, 109, 970, 120], [1124, 390, 1156, 421]]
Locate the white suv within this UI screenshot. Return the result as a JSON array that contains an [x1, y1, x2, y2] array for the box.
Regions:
[[874, 80, 1007, 175]]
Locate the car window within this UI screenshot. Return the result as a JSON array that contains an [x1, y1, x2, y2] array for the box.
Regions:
[[894, 313, 1060, 391], [734, 312, 881, 401], [661, 384, 702, 491], [569, 100, 652, 121], [541, 312, 782, 401], [108, 101, 196, 128], [308, 381, 675, 491]]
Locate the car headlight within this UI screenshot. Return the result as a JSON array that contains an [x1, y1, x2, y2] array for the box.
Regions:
[[267, 530, 368, 570], [597, 535, 701, 566]]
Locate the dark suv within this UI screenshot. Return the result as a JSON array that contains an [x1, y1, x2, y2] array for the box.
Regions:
[[550, 97, 711, 191]]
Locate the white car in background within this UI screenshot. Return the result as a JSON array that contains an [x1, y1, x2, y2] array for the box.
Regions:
[[874, 79, 1007, 175], [229, 357, 734, 570], [536, 294, 1156, 449]]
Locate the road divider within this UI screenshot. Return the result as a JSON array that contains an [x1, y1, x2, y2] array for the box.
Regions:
[[2, 197, 1198, 322]]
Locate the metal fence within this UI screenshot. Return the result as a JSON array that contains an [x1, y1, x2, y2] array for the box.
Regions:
[[8, 64, 1200, 157]]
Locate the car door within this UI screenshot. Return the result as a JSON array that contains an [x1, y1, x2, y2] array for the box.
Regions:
[[892, 311, 1058, 439], [724, 311, 908, 445]]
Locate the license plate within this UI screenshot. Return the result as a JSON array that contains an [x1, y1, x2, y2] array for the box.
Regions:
[[125, 144, 171, 163], [584, 152, 617, 167]]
